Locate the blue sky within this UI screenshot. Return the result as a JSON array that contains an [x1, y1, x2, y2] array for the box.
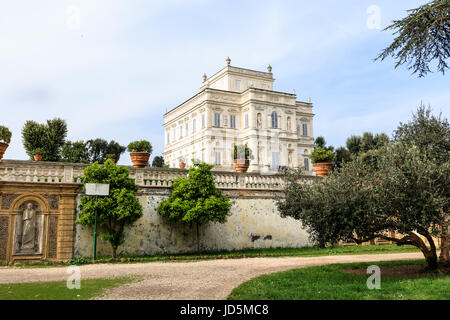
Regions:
[[1, 0, 449, 165]]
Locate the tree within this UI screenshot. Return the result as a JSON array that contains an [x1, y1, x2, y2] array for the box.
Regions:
[[346, 135, 362, 155], [314, 136, 326, 148], [152, 155, 164, 167], [394, 104, 450, 164], [86, 139, 126, 164], [394, 104, 450, 265], [376, 0, 450, 77], [157, 162, 232, 252], [278, 108, 449, 270], [22, 118, 67, 161], [77, 160, 142, 257], [314, 136, 334, 151], [61, 141, 90, 163], [334, 146, 352, 168]]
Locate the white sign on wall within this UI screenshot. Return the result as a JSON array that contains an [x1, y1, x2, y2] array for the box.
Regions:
[[85, 183, 110, 196]]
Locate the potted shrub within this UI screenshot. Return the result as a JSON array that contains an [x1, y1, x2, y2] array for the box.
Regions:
[[233, 144, 252, 173], [127, 140, 152, 167], [105, 153, 117, 163], [179, 157, 186, 169], [310, 146, 335, 176], [33, 148, 45, 161], [0, 125, 12, 160]]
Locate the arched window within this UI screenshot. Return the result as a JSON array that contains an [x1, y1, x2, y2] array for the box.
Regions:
[[271, 112, 278, 128]]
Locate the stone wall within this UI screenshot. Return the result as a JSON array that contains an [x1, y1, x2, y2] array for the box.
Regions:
[[1, 160, 315, 262], [74, 188, 312, 257], [0, 181, 80, 263]]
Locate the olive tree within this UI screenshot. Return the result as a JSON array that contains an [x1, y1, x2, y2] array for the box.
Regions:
[[157, 162, 232, 252], [278, 107, 449, 270], [77, 160, 142, 257]]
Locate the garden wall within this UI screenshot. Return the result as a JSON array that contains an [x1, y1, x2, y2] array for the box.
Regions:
[[74, 188, 312, 257], [1, 160, 315, 262]]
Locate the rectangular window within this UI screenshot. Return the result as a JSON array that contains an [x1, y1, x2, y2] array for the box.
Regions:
[[202, 114, 205, 128], [235, 79, 241, 91], [230, 115, 236, 128], [271, 152, 280, 171], [185, 123, 189, 136], [193, 118, 196, 132], [302, 123, 308, 136], [201, 151, 205, 162], [245, 114, 249, 128], [179, 126, 183, 139], [214, 113, 220, 127], [215, 152, 221, 165], [172, 129, 175, 141], [304, 158, 310, 171], [166, 132, 170, 144]]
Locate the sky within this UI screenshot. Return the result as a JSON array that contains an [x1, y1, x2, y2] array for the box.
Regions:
[[1, 0, 449, 165]]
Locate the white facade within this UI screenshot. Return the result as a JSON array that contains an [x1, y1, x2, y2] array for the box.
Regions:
[[163, 59, 315, 173]]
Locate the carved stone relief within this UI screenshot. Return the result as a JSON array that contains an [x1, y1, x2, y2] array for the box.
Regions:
[[14, 201, 44, 255]]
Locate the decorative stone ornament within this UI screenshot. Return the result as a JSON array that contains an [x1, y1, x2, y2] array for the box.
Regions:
[[202, 74, 207, 82], [226, 56, 231, 65], [267, 64, 272, 72]]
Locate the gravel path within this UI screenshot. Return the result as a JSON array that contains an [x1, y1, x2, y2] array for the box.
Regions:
[[0, 252, 422, 300]]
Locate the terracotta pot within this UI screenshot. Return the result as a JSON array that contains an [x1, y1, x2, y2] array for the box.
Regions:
[[312, 162, 333, 176], [0, 142, 8, 160], [179, 162, 186, 169], [108, 158, 117, 163], [33, 155, 43, 161], [129, 152, 150, 167], [234, 159, 250, 173]]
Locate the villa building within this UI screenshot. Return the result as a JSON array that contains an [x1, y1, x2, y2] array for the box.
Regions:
[[163, 58, 315, 173]]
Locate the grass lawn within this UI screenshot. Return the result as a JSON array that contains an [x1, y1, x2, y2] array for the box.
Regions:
[[92, 244, 421, 262], [228, 260, 449, 300], [0, 277, 135, 300]]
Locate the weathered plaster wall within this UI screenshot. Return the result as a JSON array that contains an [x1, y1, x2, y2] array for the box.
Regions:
[[74, 189, 311, 257]]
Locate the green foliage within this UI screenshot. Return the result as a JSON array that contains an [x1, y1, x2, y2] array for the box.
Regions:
[[61, 139, 126, 164], [346, 135, 362, 155], [22, 118, 67, 161], [32, 148, 45, 156], [309, 146, 335, 163], [278, 107, 449, 269], [394, 104, 450, 165], [233, 144, 252, 159], [127, 140, 152, 153], [334, 146, 352, 168], [157, 162, 232, 251], [376, 0, 450, 77], [152, 155, 164, 167], [77, 160, 142, 257], [62, 141, 90, 163], [0, 125, 12, 144], [314, 136, 326, 148], [87, 139, 126, 164]]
